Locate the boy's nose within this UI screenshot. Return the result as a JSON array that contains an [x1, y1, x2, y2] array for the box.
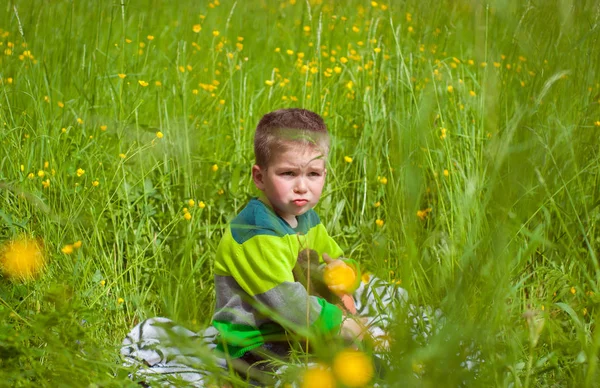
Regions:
[[294, 178, 308, 193]]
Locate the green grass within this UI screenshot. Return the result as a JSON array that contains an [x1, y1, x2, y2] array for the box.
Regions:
[[1, 0, 600, 386]]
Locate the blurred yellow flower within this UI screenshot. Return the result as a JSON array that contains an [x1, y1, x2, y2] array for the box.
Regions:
[[77, 118, 84, 124], [440, 127, 447, 139], [301, 364, 335, 388], [374, 47, 381, 54], [92, 180, 99, 187], [118, 73, 126, 79], [138, 80, 149, 87], [375, 219, 384, 227], [212, 30, 220, 37], [100, 125, 107, 131], [100, 280, 106, 286], [58, 101, 65, 108], [374, 201, 381, 207], [61, 244, 74, 254], [119, 153, 126, 159], [118, 297, 124, 304], [193, 24, 202, 33], [211, 164, 219, 172], [344, 156, 353, 163], [37, 170, 45, 178], [265, 80, 274, 86], [303, 26, 311, 32], [27, 172, 34, 179], [443, 169, 449, 177], [147, 35, 154, 40], [73, 241, 82, 249], [184, 212, 192, 221], [0, 237, 45, 281], [379, 176, 388, 184], [333, 349, 374, 387], [76, 168, 85, 177], [447, 85, 454, 93], [324, 261, 356, 294], [571, 287, 576, 295], [417, 208, 432, 220], [198, 201, 206, 209], [188, 199, 195, 207], [286, 49, 294, 55], [156, 131, 164, 139], [595, 121, 600, 127], [218, 189, 224, 195], [42, 179, 50, 189]]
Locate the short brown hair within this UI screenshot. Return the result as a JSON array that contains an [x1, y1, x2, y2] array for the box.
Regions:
[[254, 108, 330, 167]]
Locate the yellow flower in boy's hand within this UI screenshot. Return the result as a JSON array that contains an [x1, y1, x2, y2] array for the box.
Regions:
[[323, 253, 356, 295]]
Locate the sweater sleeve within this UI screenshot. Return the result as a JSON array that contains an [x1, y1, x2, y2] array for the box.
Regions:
[[227, 233, 343, 337]]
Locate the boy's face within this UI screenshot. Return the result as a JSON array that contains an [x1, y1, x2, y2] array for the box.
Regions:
[[252, 145, 327, 227]]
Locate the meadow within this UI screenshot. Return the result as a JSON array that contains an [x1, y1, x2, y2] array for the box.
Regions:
[[1, 0, 600, 386]]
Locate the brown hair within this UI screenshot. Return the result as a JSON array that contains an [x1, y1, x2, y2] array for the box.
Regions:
[[254, 108, 330, 168]]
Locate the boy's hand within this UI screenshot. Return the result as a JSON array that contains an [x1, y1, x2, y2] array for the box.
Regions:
[[339, 293, 357, 315], [340, 316, 369, 342], [322, 253, 357, 295]]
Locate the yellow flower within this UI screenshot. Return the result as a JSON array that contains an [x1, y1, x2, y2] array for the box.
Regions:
[[0, 237, 45, 281], [286, 49, 294, 55], [212, 30, 220, 37], [118, 73, 126, 79], [265, 80, 274, 86], [469, 90, 476, 97], [92, 180, 99, 187], [447, 85, 454, 93], [155, 81, 162, 86], [324, 261, 356, 294], [100, 125, 107, 131], [571, 287, 576, 295], [37, 170, 45, 178], [77, 118, 84, 124], [594, 121, 600, 127], [193, 24, 202, 33], [344, 156, 353, 163], [27, 172, 34, 179], [417, 208, 432, 220], [188, 199, 195, 207], [374, 47, 381, 54], [374, 201, 381, 207], [41, 179, 50, 189], [198, 201, 206, 209], [61, 244, 74, 254], [375, 219, 384, 227], [100, 280, 106, 286], [119, 153, 126, 159], [76, 168, 85, 177], [73, 241, 82, 249], [147, 35, 154, 40], [333, 349, 374, 387], [379, 176, 388, 184], [361, 272, 371, 283], [183, 212, 192, 221], [443, 169, 449, 177], [371, 1, 378, 6], [303, 26, 311, 32], [58, 101, 64, 108], [138, 80, 149, 87], [301, 365, 335, 388], [211, 164, 219, 172], [117, 297, 124, 304], [156, 131, 164, 139], [440, 127, 447, 139], [217, 189, 224, 195]]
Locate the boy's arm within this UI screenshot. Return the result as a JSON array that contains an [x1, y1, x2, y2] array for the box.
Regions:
[[224, 233, 343, 336]]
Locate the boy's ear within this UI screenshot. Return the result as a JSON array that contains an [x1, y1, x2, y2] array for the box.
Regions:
[[252, 165, 266, 190]]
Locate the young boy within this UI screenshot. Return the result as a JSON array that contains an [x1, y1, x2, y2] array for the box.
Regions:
[[211, 109, 365, 374]]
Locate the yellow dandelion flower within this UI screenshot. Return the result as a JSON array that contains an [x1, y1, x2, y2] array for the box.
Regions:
[[100, 280, 106, 286], [188, 199, 195, 207], [147, 35, 154, 40], [333, 349, 374, 387], [92, 180, 99, 187], [0, 237, 45, 281], [344, 156, 353, 163], [156, 131, 164, 139], [379, 177, 388, 184], [117, 297, 124, 304], [286, 49, 294, 55], [303, 26, 311, 32], [374, 47, 381, 54], [443, 169, 449, 177], [324, 262, 357, 294], [183, 212, 192, 221], [211, 164, 219, 172], [37, 170, 45, 178], [212, 30, 220, 37], [76, 168, 85, 177], [73, 241, 82, 249], [447, 85, 454, 93], [61, 244, 74, 254], [375, 219, 384, 227], [193, 24, 202, 33], [118, 73, 126, 79], [265, 80, 274, 86], [301, 365, 335, 388], [198, 201, 206, 209], [138, 80, 149, 87]]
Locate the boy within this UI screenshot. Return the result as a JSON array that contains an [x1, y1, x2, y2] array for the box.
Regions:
[[212, 109, 365, 374]]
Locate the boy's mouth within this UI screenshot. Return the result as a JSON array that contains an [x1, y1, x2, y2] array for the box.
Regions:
[[293, 199, 309, 206]]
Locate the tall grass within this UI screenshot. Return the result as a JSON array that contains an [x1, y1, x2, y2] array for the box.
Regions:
[[1, 0, 599, 386]]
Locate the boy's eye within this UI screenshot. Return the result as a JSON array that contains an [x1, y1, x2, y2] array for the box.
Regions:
[[281, 171, 295, 176], [309, 172, 322, 177]]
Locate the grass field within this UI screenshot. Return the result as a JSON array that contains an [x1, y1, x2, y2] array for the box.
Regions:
[[1, 0, 600, 386]]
